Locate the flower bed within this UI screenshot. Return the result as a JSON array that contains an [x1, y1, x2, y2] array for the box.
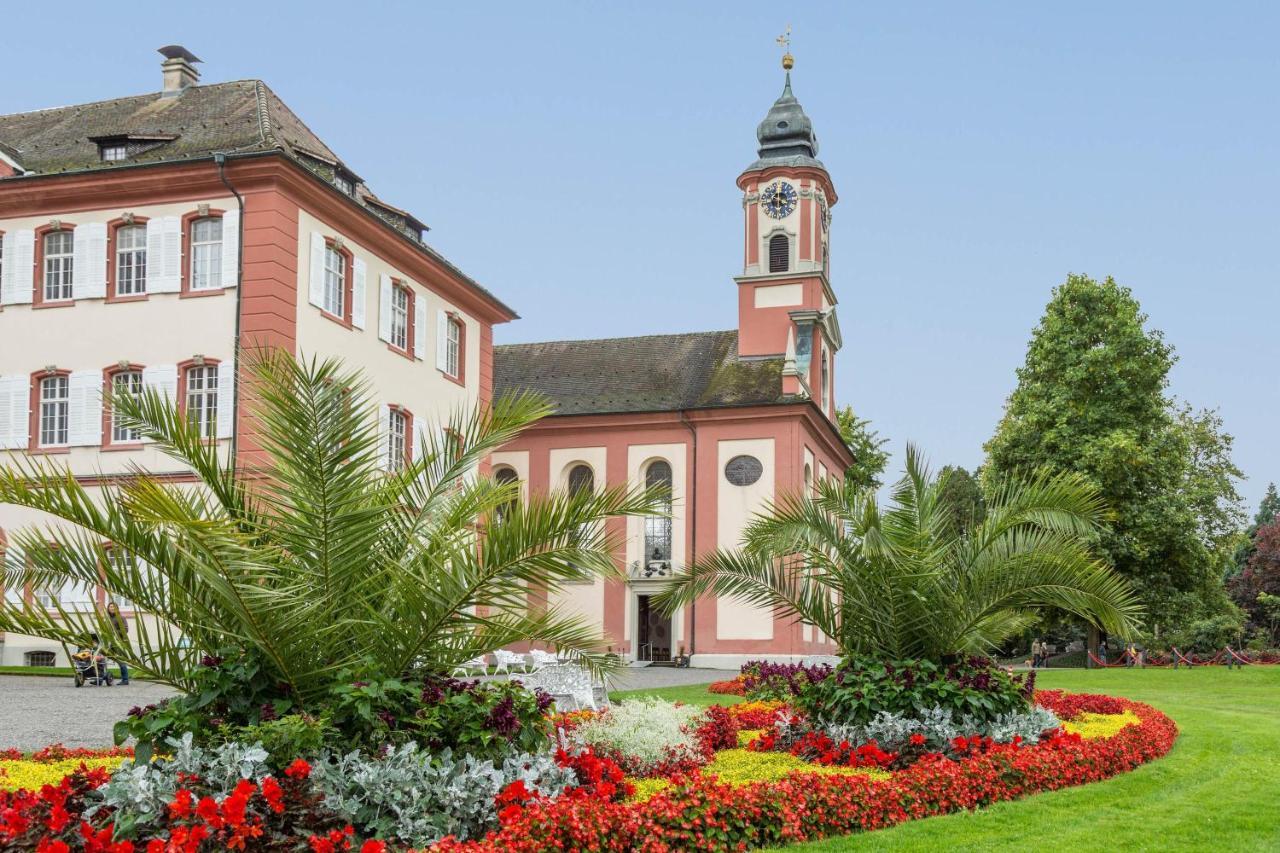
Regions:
[[0, 746, 132, 794], [1, 692, 1176, 851], [428, 693, 1177, 852]]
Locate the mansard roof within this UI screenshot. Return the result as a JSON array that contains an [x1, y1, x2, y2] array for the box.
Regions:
[[0, 79, 515, 319], [494, 329, 798, 416]]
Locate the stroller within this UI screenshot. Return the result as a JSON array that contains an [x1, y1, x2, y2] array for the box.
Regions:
[[72, 634, 114, 687]]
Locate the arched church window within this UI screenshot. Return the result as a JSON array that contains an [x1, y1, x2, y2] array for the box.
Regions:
[[567, 464, 594, 497], [494, 466, 519, 523], [768, 234, 790, 273], [821, 350, 830, 412], [643, 461, 673, 574]]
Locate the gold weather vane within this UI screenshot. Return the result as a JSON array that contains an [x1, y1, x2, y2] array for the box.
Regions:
[[776, 25, 794, 70]]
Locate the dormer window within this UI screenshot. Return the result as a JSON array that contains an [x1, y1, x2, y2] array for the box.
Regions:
[[100, 143, 128, 162], [332, 172, 355, 196], [91, 134, 176, 164]]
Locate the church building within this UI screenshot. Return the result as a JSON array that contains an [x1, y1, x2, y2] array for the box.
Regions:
[[494, 57, 852, 668]]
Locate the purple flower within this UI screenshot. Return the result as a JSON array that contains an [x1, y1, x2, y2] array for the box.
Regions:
[[534, 689, 555, 713], [485, 695, 521, 737], [259, 702, 278, 722], [199, 654, 223, 668]]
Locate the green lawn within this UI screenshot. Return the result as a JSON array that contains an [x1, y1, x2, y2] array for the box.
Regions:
[[619, 667, 1280, 852]]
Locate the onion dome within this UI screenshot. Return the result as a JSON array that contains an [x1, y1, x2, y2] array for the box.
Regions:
[[747, 69, 824, 171]]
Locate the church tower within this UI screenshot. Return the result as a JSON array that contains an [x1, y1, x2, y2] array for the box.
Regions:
[[735, 51, 841, 418]]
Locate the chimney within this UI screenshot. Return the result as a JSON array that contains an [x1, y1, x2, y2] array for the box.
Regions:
[[158, 45, 202, 94]]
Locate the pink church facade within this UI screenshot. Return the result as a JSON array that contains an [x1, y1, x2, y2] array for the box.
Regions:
[[494, 71, 852, 668]]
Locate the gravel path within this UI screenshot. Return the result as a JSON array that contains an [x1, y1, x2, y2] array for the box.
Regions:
[[0, 667, 721, 752], [0, 675, 175, 751]]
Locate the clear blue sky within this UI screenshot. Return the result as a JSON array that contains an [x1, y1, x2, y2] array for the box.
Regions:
[[4, 2, 1275, 509]]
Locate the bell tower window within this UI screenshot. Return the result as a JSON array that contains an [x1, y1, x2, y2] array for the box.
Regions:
[[768, 233, 790, 273]]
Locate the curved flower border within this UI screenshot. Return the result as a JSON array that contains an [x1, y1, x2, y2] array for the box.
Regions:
[[431, 693, 1178, 852]]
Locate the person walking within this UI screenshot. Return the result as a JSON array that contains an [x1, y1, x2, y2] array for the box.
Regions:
[[1097, 638, 1109, 666], [1125, 642, 1137, 668], [105, 601, 130, 685], [1030, 638, 1042, 669]]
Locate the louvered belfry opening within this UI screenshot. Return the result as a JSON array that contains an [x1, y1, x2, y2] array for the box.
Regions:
[[768, 234, 789, 273]]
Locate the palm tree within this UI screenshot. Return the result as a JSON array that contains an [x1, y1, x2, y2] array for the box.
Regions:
[[0, 351, 661, 701], [655, 446, 1141, 661]]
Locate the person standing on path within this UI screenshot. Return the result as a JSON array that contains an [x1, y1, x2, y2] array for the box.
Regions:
[[1031, 638, 1042, 669], [105, 601, 130, 685]]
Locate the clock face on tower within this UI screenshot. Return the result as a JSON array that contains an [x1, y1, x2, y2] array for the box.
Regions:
[[760, 181, 797, 219]]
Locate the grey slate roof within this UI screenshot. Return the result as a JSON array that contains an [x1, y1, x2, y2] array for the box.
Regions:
[[494, 330, 795, 416], [0, 80, 516, 318]]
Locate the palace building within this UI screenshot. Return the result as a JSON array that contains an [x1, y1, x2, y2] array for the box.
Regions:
[[493, 58, 850, 667], [0, 47, 848, 669], [0, 48, 515, 666]]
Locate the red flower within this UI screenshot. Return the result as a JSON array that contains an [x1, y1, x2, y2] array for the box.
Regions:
[[285, 758, 313, 780], [168, 788, 194, 820], [909, 733, 926, 747], [360, 842, 387, 853], [260, 775, 285, 814]]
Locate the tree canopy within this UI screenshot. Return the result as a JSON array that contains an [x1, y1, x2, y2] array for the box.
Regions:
[[835, 405, 890, 490], [984, 274, 1243, 631]]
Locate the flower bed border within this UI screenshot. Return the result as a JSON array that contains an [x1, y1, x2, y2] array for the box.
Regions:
[[431, 692, 1178, 852]]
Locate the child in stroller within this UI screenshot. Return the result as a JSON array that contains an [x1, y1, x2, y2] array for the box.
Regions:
[[72, 633, 114, 687]]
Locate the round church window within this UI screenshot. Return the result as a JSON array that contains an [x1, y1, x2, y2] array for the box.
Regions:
[[724, 455, 763, 487]]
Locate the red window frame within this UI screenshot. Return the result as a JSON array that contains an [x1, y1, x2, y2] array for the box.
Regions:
[[32, 222, 77, 309], [442, 312, 467, 386], [101, 363, 146, 451], [106, 216, 150, 303], [180, 209, 227, 298], [387, 279, 415, 359], [177, 357, 222, 442], [387, 404, 414, 471], [319, 238, 355, 327], [29, 368, 72, 454]]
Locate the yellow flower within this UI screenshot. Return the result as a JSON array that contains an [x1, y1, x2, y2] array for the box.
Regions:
[[624, 749, 888, 801], [737, 729, 764, 747], [1062, 710, 1141, 740], [0, 757, 126, 793]]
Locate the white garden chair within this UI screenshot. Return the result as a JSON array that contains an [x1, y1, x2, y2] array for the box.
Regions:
[[523, 662, 604, 711], [450, 655, 488, 677], [527, 649, 560, 670], [493, 649, 529, 675]]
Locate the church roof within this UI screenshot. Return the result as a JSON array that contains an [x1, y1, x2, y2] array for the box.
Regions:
[[744, 73, 825, 172], [494, 329, 798, 416]]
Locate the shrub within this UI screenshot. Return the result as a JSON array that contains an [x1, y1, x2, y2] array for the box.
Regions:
[[219, 713, 334, 770], [797, 657, 1034, 727], [820, 705, 1060, 757], [311, 743, 575, 845], [569, 698, 708, 777], [740, 660, 834, 700]]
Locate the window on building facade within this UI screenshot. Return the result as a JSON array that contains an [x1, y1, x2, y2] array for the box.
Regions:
[[39, 375, 70, 447], [445, 316, 462, 377], [100, 143, 128, 162], [821, 349, 830, 412], [768, 233, 789, 273], [43, 231, 74, 301], [568, 464, 594, 498], [25, 650, 57, 667], [332, 173, 354, 195], [643, 460, 673, 573], [111, 371, 143, 443], [33, 587, 58, 609], [323, 245, 345, 317], [116, 224, 147, 295], [390, 285, 409, 350], [494, 466, 519, 524], [190, 217, 223, 290], [185, 365, 218, 439], [387, 408, 407, 472]]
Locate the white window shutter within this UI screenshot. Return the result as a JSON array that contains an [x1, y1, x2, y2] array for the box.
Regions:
[[377, 403, 391, 471], [351, 258, 368, 329], [308, 232, 326, 308], [377, 274, 393, 342], [220, 209, 239, 288], [413, 294, 427, 360], [147, 217, 181, 293], [67, 370, 102, 446], [141, 365, 178, 443], [1, 229, 34, 304], [71, 223, 107, 300], [0, 374, 30, 449], [435, 310, 449, 371], [216, 361, 235, 439]]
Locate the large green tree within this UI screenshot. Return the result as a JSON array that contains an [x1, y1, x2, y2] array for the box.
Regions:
[[984, 274, 1240, 632], [935, 466, 986, 537]]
